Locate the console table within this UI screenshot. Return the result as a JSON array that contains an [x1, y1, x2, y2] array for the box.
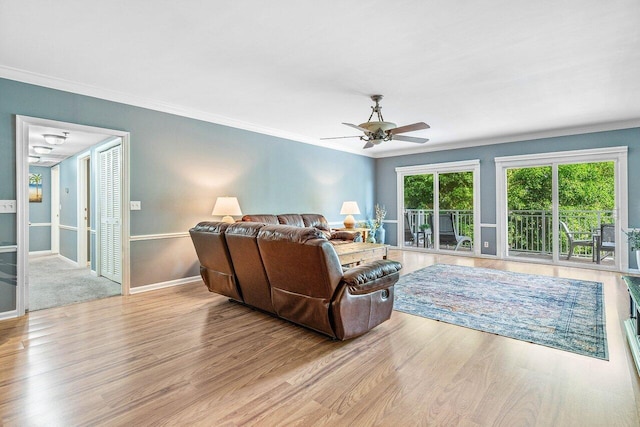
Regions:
[[622, 275, 640, 376], [334, 242, 389, 267]]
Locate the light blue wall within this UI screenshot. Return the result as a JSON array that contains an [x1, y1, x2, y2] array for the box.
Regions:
[[0, 77, 375, 312], [376, 128, 640, 264], [28, 166, 51, 252]]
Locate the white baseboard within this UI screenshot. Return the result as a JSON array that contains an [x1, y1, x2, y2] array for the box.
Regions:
[[57, 254, 78, 267], [29, 250, 53, 257], [129, 275, 201, 294], [0, 310, 18, 321]]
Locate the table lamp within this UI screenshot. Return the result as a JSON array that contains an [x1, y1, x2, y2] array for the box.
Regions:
[[212, 196, 242, 223], [340, 201, 360, 229]]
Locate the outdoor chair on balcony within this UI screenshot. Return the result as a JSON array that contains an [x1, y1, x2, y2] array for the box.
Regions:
[[595, 223, 615, 264], [404, 213, 417, 245], [560, 221, 594, 260], [428, 213, 471, 251]]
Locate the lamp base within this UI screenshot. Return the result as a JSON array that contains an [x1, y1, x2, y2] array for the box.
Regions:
[[343, 214, 356, 229], [221, 215, 235, 223]]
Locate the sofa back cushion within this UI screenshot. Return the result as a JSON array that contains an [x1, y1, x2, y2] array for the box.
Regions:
[[189, 222, 242, 301], [257, 225, 343, 337], [276, 214, 305, 227], [241, 214, 279, 224], [301, 214, 330, 231], [225, 222, 275, 313]]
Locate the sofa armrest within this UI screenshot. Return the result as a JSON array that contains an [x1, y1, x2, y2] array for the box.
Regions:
[[341, 260, 402, 295], [330, 230, 361, 241]]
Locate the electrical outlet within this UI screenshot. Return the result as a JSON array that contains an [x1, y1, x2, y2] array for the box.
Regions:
[[130, 201, 141, 211], [483, 241, 489, 248], [0, 200, 17, 213]]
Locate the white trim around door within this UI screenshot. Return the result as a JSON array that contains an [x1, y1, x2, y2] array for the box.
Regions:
[[495, 146, 628, 271], [15, 115, 131, 317], [395, 159, 481, 256]]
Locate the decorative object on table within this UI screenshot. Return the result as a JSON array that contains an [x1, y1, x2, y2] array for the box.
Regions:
[[624, 228, 640, 268], [211, 196, 242, 223], [359, 220, 378, 243], [394, 264, 608, 360], [353, 233, 363, 243], [340, 201, 360, 229], [374, 203, 387, 244], [28, 173, 43, 203]]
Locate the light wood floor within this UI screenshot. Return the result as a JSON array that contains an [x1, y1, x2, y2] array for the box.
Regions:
[[1, 251, 639, 426]]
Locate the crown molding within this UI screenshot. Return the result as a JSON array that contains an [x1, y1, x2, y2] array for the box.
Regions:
[[3, 66, 639, 161], [372, 119, 640, 158]]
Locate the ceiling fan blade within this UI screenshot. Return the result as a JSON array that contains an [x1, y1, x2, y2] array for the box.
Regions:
[[388, 122, 430, 134], [320, 135, 361, 140], [392, 135, 429, 144], [343, 122, 372, 133], [362, 141, 375, 149]]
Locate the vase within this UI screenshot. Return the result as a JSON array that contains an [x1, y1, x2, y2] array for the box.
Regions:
[[366, 232, 376, 243], [376, 225, 386, 244]]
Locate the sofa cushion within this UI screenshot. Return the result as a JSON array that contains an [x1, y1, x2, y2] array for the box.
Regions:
[[301, 213, 330, 231], [241, 214, 279, 224], [225, 222, 275, 313], [277, 214, 305, 227], [189, 222, 242, 301]]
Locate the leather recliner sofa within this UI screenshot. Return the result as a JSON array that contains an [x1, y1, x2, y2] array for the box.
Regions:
[[241, 213, 360, 244], [189, 221, 402, 340]]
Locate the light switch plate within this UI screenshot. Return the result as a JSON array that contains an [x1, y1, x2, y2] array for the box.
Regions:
[[130, 201, 141, 211], [0, 200, 17, 213]]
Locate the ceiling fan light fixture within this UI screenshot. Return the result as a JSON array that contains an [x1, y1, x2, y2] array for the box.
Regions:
[[28, 155, 40, 163], [33, 145, 53, 154], [43, 132, 69, 145]]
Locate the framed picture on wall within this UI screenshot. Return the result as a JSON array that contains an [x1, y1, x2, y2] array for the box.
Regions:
[[29, 173, 43, 203]]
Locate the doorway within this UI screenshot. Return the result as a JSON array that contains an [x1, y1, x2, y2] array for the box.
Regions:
[[16, 116, 131, 315], [496, 147, 628, 270], [396, 159, 480, 255]]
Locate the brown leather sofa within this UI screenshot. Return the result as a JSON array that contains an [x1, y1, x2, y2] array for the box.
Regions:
[[241, 213, 359, 244], [190, 221, 402, 340]]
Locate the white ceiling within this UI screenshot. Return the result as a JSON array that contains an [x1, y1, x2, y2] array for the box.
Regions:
[[2, 1, 640, 158]]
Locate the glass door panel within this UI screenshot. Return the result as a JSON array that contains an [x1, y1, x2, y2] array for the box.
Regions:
[[506, 166, 552, 261], [403, 174, 433, 248], [558, 162, 615, 265], [438, 171, 474, 251]]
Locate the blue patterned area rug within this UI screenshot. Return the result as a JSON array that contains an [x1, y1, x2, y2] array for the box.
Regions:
[[394, 264, 608, 360]]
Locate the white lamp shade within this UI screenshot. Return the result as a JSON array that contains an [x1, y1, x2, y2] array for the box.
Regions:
[[340, 201, 360, 215], [212, 196, 242, 223]]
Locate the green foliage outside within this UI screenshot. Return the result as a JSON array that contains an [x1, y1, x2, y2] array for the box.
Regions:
[[402, 162, 615, 255], [404, 172, 473, 210]]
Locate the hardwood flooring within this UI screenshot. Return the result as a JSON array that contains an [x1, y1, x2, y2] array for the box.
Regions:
[[1, 251, 639, 426]]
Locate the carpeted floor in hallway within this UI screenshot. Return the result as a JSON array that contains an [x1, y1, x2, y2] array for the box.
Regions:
[[29, 255, 121, 311]]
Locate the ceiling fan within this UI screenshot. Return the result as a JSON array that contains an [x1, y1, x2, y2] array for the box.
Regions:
[[322, 95, 430, 149]]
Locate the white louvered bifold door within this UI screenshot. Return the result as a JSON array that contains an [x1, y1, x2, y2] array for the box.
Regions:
[[99, 145, 122, 283]]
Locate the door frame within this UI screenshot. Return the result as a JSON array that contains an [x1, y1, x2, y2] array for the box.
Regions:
[[396, 159, 481, 255], [495, 146, 628, 271], [16, 115, 131, 316], [51, 164, 60, 254], [77, 151, 91, 268]]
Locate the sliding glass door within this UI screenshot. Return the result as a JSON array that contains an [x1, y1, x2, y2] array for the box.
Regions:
[[397, 160, 480, 255], [497, 147, 627, 270]]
